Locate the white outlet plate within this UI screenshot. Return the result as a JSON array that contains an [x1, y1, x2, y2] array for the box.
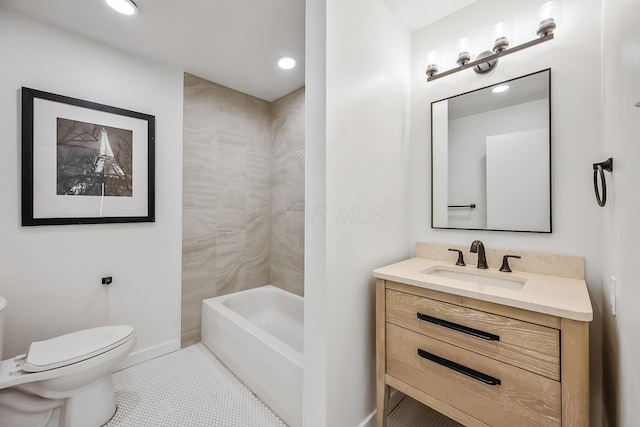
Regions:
[[610, 275, 617, 316]]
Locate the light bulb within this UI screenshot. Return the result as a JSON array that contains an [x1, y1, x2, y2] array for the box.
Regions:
[[493, 23, 508, 39], [457, 38, 471, 55], [106, 0, 137, 15], [539, 1, 558, 20], [492, 85, 510, 93], [277, 57, 296, 70], [537, 1, 562, 37], [427, 51, 438, 66], [492, 23, 510, 53], [456, 38, 472, 66], [426, 51, 438, 78]]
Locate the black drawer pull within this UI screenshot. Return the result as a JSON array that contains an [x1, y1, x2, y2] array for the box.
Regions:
[[417, 312, 500, 341], [418, 348, 501, 386]]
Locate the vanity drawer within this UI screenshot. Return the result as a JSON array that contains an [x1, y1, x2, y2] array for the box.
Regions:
[[386, 323, 561, 427], [386, 289, 560, 380]]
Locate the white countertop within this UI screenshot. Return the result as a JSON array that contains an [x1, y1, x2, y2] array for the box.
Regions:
[[374, 257, 593, 322]]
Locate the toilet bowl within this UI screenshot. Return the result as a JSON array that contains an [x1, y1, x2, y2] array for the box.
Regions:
[[0, 325, 136, 427]]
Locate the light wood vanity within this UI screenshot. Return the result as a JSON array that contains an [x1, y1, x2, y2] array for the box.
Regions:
[[374, 243, 592, 427]]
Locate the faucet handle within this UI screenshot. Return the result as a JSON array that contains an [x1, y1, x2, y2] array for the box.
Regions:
[[500, 255, 521, 272], [448, 249, 466, 266]]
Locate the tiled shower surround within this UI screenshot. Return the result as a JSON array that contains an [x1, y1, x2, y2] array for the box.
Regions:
[[270, 90, 305, 295], [182, 74, 304, 346]]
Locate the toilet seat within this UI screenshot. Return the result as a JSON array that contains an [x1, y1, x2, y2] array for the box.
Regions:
[[0, 324, 136, 427], [23, 325, 135, 373]]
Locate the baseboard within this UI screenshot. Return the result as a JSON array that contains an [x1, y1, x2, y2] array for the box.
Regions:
[[357, 410, 376, 427], [116, 338, 180, 370], [357, 389, 405, 427]]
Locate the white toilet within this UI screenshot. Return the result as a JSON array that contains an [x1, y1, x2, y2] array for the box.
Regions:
[[0, 297, 136, 427]]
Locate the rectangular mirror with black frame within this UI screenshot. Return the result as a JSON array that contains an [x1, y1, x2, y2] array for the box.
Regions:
[[431, 69, 551, 233]]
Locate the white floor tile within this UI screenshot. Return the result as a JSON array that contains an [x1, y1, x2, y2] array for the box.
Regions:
[[106, 343, 286, 427]]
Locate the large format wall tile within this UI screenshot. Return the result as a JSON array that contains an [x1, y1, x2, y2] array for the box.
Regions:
[[216, 228, 247, 294], [247, 151, 271, 214], [181, 209, 218, 347], [182, 76, 305, 346], [287, 149, 305, 212], [270, 88, 305, 297], [246, 208, 271, 287], [182, 141, 217, 209], [284, 211, 305, 296]]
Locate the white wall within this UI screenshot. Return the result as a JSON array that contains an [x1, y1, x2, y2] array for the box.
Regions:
[[600, 0, 640, 425], [0, 9, 183, 366], [409, 0, 604, 423], [303, 0, 328, 423], [304, 0, 411, 425]]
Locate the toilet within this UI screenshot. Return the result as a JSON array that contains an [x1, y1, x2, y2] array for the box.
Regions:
[[0, 298, 136, 427]]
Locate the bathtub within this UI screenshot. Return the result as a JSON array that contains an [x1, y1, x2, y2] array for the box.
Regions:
[[201, 285, 303, 427]]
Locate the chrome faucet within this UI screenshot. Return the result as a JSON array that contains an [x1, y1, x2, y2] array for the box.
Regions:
[[470, 240, 488, 269]]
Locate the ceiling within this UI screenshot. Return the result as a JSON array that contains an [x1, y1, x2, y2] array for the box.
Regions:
[[0, 0, 305, 102], [0, 0, 476, 102]]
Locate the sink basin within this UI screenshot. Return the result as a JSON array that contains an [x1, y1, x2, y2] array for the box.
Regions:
[[421, 266, 526, 290]]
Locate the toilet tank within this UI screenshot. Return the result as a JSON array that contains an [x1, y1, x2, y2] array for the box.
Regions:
[[0, 296, 6, 358]]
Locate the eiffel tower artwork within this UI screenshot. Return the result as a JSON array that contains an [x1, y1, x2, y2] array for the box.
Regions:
[[56, 118, 133, 197]]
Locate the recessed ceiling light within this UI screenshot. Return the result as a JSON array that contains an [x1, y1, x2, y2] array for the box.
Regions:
[[106, 0, 137, 15], [492, 85, 510, 93], [278, 57, 296, 70]]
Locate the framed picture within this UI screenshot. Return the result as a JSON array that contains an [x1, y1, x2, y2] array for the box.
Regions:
[[21, 87, 155, 226]]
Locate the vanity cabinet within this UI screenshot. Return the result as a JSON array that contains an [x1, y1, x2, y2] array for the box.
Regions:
[[376, 280, 590, 427]]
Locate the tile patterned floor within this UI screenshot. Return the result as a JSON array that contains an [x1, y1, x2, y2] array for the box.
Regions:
[[106, 343, 461, 426], [106, 343, 286, 427]]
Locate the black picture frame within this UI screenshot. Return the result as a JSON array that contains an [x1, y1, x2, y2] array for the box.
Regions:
[[21, 87, 155, 226]]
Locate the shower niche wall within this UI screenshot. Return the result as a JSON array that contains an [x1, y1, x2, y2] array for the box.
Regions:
[[181, 73, 305, 346]]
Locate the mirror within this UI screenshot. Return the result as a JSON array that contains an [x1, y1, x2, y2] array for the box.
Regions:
[[431, 69, 551, 233]]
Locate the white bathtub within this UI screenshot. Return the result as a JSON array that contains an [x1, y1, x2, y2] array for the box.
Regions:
[[201, 285, 303, 427]]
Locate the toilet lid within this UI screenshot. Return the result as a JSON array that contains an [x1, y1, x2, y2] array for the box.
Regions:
[[23, 325, 135, 372]]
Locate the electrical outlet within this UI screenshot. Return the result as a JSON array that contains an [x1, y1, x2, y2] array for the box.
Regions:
[[609, 275, 616, 316], [101, 276, 113, 285]]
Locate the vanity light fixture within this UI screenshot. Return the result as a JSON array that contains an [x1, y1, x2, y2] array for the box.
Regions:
[[425, 2, 560, 82], [106, 0, 137, 15], [277, 56, 296, 70]]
